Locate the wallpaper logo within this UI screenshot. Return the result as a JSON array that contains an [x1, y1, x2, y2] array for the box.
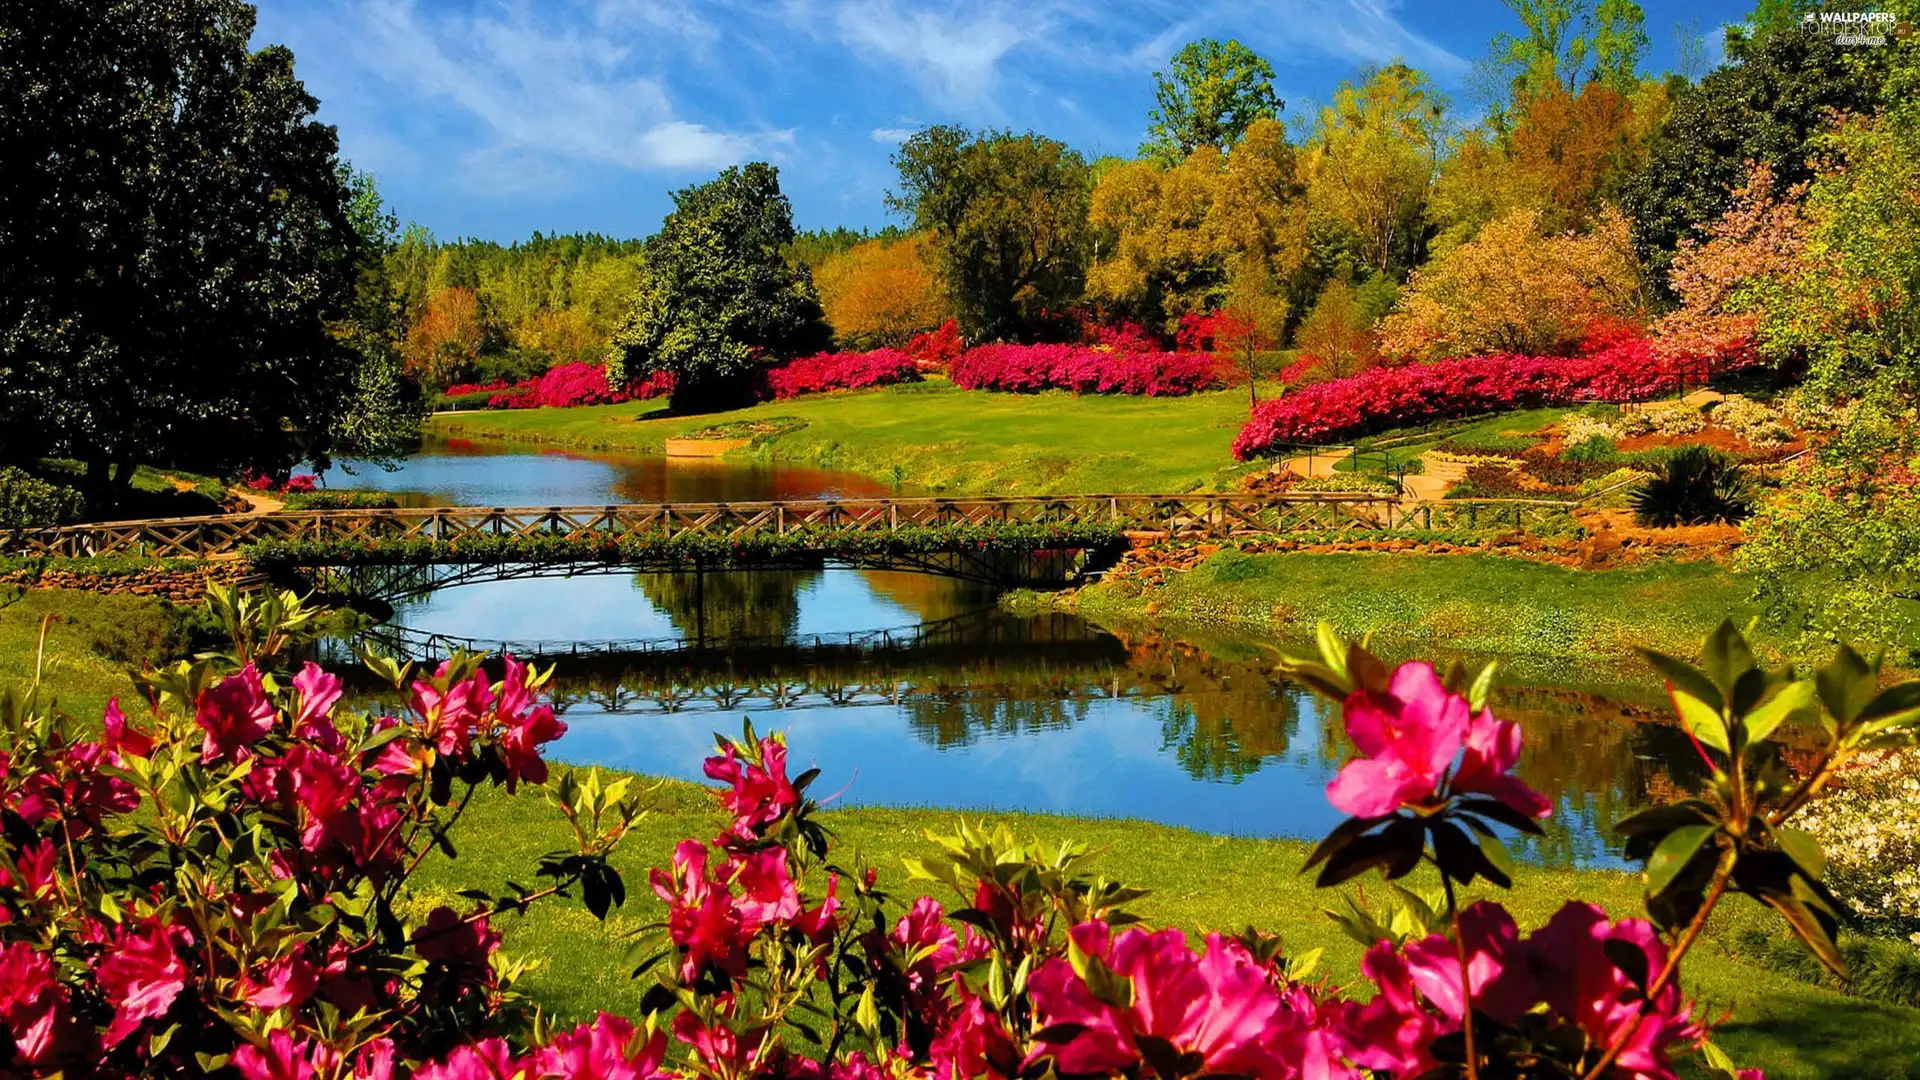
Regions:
[[1803, 9, 1895, 44]]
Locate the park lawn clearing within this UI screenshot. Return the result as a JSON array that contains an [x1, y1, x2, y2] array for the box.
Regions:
[[430, 379, 1274, 495], [412, 765, 1920, 1080]]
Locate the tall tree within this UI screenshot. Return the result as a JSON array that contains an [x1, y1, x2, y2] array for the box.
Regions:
[[1301, 64, 1448, 277], [1482, 0, 1647, 112], [888, 127, 1092, 342], [330, 167, 424, 467], [813, 235, 947, 349], [607, 163, 830, 411], [0, 0, 366, 481], [1140, 39, 1283, 165]]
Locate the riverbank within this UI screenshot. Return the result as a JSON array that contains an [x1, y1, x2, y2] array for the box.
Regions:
[[413, 765, 1919, 1080], [1017, 549, 1779, 666], [429, 380, 1270, 495]]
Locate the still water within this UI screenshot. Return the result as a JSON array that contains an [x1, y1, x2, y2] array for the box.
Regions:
[[329, 439, 1685, 867]]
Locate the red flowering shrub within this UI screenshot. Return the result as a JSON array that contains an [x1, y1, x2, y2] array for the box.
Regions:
[[442, 380, 510, 398], [950, 343, 1224, 396], [766, 350, 922, 399], [904, 320, 964, 371], [484, 363, 675, 410], [3, 587, 1890, 1079], [1232, 336, 1745, 455], [244, 473, 317, 494], [1086, 319, 1164, 353]]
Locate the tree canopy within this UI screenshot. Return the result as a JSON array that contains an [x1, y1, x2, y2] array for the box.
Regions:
[[1140, 39, 1283, 165], [607, 163, 830, 410], [0, 0, 373, 481], [888, 127, 1092, 343]]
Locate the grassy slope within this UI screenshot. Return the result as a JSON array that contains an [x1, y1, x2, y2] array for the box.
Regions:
[[0, 589, 174, 719], [1067, 552, 1770, 665], [413, 769, 1920, 1080], [431, 380, 1271, 496]]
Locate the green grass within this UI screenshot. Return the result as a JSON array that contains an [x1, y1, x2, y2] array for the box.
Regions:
[[37, 458, 230, 520], [431, 379, 1275, 495], [1069, 552, 1777, 666], [0, 589, 184, 718], [411, 769, 1920, 1079]]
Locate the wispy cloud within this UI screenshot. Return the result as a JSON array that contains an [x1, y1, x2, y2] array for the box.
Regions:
[[827, 0, 1047, 110], [869, 126, 918, 143], [347, 0, 774, 182]]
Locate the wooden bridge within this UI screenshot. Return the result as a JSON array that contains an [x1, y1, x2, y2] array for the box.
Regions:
[[0, 492, 1576, 562]]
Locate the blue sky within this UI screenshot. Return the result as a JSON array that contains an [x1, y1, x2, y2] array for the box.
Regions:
[[253, 0, 1755, 242]]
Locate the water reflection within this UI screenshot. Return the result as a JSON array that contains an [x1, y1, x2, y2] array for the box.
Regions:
[[327, 440, 1688, 868]]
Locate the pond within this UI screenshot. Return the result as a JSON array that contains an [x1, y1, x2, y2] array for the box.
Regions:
[[327, 438, 1689, 868]]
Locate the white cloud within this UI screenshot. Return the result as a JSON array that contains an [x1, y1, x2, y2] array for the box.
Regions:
[[829, 0, 1045, 109], [349, 0, 774, 180], [869, 126, 918, 143]]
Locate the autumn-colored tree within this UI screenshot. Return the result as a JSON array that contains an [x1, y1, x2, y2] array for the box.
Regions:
[[1652, 163, 1806, 368], [1508, 82, 1641, 229], [1294, 279, 1379, 381], [513, 307, 603, 368], [1301, 64, 1448, 276], [403, 286, 487, 388], [1087, 119, 1308, 335], [813, 234, 947, 348], [1378, 206, 1642, 359]]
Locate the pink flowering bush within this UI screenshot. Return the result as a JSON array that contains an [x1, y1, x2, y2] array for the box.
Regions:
[[767, 350, 923, 399], [245, 473, 318, 494], [3, 585, 1908, 1078], [1232, 336, 1755, 454], [950, 344, 1224, 397], [478, 364, 675, 410]]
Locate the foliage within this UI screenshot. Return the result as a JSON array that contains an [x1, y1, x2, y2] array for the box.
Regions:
[[1651, 164, 1807, 369], [904, 321, 964, 371], [813, 234, 948, 349], [1620, 17, 1890, 287], [1233, 334, 1690, 453], [1140, 38, 1282, 164], [1630, 445, 1752, 527], [1482, 0, 1649, 105], [1797, 746, 1920, 939], [1378, 207, 1643, 360], [404, 287, 489, 388], [0, 468, 84, 531], [242, 521, 1128, 571], [1292, 279, 1380, 382], [888, 127, 1092, 343], [767, 351, 923, 399], [279, 491, 404, 511], [949, 344, 1225, 397], [608, 163, 831, 411], [1300, 64, 1448, 276], [332, 349, 426, 467], [0, 0, 368, 480], [0, 584, 639, 1074], [1707, 395, 1793, 447], [1506, 82, 1660, 231]]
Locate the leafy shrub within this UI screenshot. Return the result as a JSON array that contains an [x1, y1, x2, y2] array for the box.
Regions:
[[0, 591, 1908, 1080], [1709, 394, 1793, 446], [1560, 434, 1620, 463], [280, 491, 404, 511], [0, 467, 84, 530], [1291, 472, 1401, 494], [1447, 463, 1545, 498], [951, 343, 1224, 396], [244, 473, 316, 494], [903, 319, 964, 370], [493, 362, 675, 409], [1798, 746, 1920, 937], [1234, 335, 1725, 454], [1621, 401, 1706, 438], [1631, 446, 1752, 526], [766, 349, 921, 398]]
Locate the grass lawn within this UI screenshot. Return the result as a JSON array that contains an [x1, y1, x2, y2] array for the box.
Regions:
[[409, 766, 1920, 1080], [430, 379, 1276, 495], [1069, 552, 1773, 667], [0, 588, 184, 719]]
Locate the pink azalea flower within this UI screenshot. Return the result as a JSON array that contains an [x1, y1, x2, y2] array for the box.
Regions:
[[243, 953, 320, 1009], [533, 1012, 670, 1080], [410, 667, 493, 760], [14, 839, 58, 902], [499, 702, 566, 793], [0, 941, 70, 1065], [197, 663, 277, 763], [650, 840, 751, 981], [1530, 903, 1702, 1079], [927, 990, 1017, 1080], [890, 896, 958, 1006], [1326, 663, 1468, 817], [101, 696, 154, 758], [704, 736, 799, 836], [292, 662, 344, 731], [729, 847, 800, 925], [672, 1009, 758, 1076], [233, 1028, 341, 1080], [1401, 902, 1535, 1026], [790, 872, 842, 949], [416, 1038, 525, 1080], [97, 917, 189, 1045], [1333, 944, 1445, 1076], [1028, 922, 1284, 1078], [411, 907, 501, 983], [1454, 710, 1553, 820]]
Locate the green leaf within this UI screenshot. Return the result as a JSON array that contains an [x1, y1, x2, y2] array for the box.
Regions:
[[1701, 619, 1757, 695], [1467, 661, 1498, 715], [1744, 679, 1815, 747], [1816, 644, 1879, 726], [1667, 683, 1731, 757], [1640, 649, 1725, 713], [1285, 947, 1324, 983], [1859, 681, 1920, 730], [1774, 826, 1826, 881], [1645, 824, 1716, 898], [1760, 881, 1847, 979]]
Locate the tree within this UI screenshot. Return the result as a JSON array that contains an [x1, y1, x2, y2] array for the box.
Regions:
[[607, 163, 831, 411], [1378, 206, 1642, 359], [1301, 64, 1448, 277], [813, 234, 947, 348], [0, 0, 367, 481], [1621, 18, 1890, 290], [1651, 163, 1807, 368], [1483, 0, 1648, 108], [1294, 279, 1379, 381], [1140, 39, 1282, 165], [888, 127, 1091, 342], [404, 287, 487, 388], [329, 167, 424, 467]]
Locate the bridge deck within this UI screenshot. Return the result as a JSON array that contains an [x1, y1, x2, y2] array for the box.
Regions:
[[0, 492, 1579, 561]]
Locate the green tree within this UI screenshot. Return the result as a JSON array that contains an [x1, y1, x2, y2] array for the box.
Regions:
[[1482, 0, 1647, 112], [0, 0, 366, 482], [1140, 39, 1282, 165], [888, 127, 1092, 342], [1301, 64, 1448, 277], [1621, 17, 1890, 290], [330, 167, 424, 467], [607, 163, 830, 411]]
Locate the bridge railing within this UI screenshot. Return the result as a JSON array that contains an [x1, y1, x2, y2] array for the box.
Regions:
[[0, 492, 1582, 561]]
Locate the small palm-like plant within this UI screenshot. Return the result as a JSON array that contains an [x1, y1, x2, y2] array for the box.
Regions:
[[1632, 444, 1753, 526]]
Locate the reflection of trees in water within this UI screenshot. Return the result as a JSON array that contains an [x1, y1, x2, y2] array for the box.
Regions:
[[1153, 686, 1304, 782], [904, 696, 1092, 749], [631, 569, 818, 644], [855, 570, 997, 625]]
